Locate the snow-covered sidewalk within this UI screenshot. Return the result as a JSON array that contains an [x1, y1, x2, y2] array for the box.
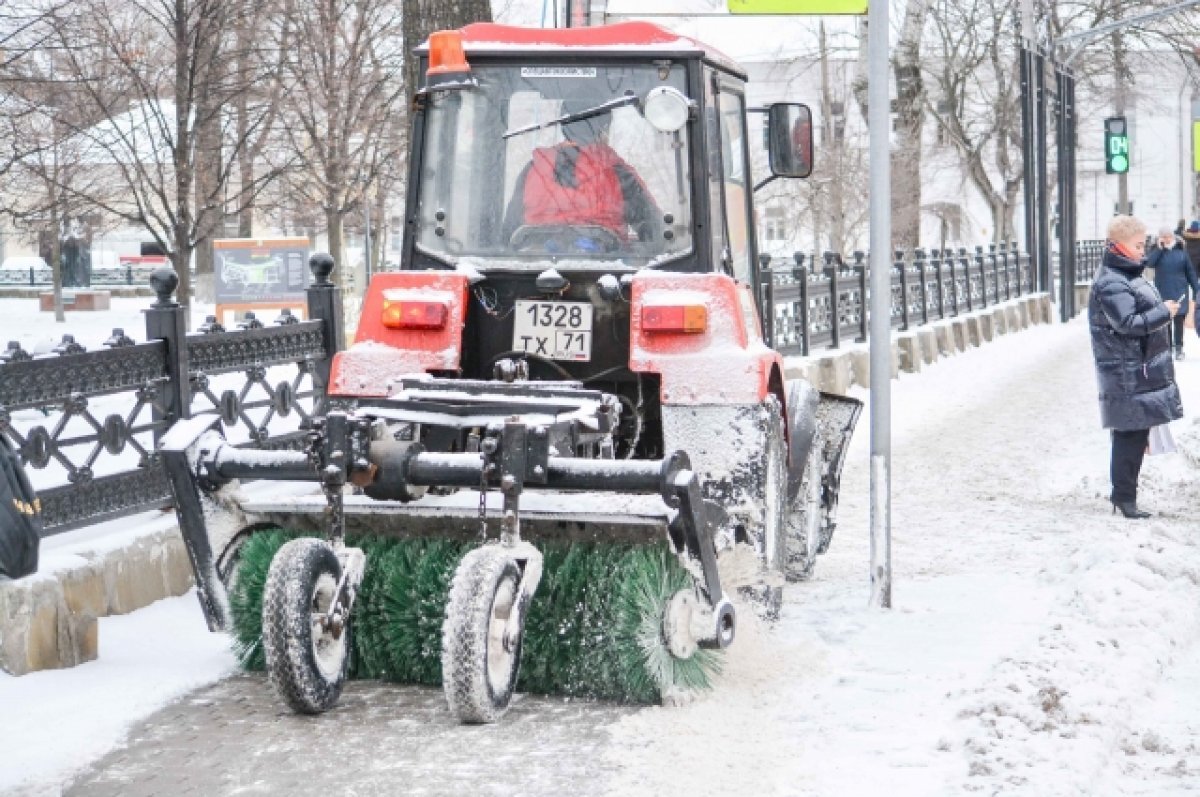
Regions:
[[602, 316, 1200, 796], [5, 311, 1200, 796]]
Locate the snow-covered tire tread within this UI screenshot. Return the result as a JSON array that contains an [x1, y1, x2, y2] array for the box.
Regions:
[[441, 546, 522, 725], [262, 537, 349, 715], [786, 425, 823, 582]]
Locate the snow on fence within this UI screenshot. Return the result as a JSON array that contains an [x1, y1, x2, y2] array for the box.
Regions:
[[0, 255, 344, 537]]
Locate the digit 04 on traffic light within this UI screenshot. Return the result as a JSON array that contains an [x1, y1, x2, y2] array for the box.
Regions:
[[1105, 116, 1130, 174]]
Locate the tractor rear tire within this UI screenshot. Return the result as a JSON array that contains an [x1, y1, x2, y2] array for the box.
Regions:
[[441, 546, 523, 724], [262, 538, 350, 715], [786, 433, 823, 582], [761, 397, 789, 573]]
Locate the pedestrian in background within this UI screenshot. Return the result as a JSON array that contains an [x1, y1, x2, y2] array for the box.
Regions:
[[1183, 218, 1200, 275], [1147, 226, 1200, 359], [1088, 215, 1183, 519]]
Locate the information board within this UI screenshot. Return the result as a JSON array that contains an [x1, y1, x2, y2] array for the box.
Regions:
[[214, 238, 310, 304]]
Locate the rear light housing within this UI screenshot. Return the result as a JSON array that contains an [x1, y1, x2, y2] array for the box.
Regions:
[[641, 304, 708, 333], [381, 299, 448, 330]]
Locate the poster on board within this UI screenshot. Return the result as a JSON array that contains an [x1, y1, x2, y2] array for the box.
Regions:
[[214, 238, 310, 304]]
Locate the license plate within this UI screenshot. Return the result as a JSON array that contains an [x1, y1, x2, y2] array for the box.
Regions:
[[513, 300, 593, 361]]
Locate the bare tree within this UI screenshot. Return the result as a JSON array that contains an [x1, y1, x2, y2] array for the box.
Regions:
[[850, 0, 927, 249], [925, 0, 1024, 242], [22, 0, 290, 323], [892, 0, 928, 248], [0, 4, 107, 318], [275, 0, 408, 293]]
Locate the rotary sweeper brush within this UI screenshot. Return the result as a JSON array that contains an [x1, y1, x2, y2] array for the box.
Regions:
[[159, 21, 860, 723]]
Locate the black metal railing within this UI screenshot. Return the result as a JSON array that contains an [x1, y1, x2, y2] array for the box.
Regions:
[[763, 241, 1038, 357], [1069, 239, 1104, 283], [0, 254, 344, 536]]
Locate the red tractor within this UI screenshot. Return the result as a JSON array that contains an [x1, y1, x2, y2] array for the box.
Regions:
[[162, 22, 859, 724]]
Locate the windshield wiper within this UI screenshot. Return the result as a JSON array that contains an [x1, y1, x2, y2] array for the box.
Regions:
[[502, 93, 639, 140]]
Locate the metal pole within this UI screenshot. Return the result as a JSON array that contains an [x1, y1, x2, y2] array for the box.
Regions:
[[1067, 70, 1078, 317], [1036, 50, 1051, 294], [1020, 46, 1039, 290], [1057, 64, 1069, 322], [868, 0, 891, 610]]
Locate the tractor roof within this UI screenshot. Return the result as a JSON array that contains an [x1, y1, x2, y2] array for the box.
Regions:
[[419, 22, 746, 80]]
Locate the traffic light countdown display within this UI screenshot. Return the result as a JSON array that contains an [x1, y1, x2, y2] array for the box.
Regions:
[[1105, 116, 1129, 174]]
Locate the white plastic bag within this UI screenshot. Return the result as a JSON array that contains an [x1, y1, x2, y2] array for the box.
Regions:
[[1148, 424, 1177, 456]]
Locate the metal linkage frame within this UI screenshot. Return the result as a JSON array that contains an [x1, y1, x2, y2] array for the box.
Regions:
[[161, 398, 736, 648]]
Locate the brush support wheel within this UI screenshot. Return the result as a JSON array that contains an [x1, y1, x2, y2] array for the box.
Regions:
[[441, 546, 524, 724], [261, 538, 350, 714]]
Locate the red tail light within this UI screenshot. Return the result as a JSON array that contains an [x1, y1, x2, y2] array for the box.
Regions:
[[382, 300, 448, 330], [641, 304, 708, 333]]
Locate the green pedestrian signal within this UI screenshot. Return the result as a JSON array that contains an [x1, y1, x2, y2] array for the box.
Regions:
[[1105, 116, 1129, 174]]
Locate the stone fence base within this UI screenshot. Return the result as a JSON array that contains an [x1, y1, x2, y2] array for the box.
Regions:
[[785, 294, 1054, 394]]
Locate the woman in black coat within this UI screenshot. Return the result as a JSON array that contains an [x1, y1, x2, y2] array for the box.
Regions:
[[1089, 215, 1183, 519], [1147, 226, 1200, 359]]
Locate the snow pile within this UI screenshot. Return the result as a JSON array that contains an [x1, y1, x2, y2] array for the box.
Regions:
[[953, 517, 1200, 792]]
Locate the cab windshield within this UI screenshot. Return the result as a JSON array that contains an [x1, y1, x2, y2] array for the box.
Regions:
[[414, 64, 693, 268]]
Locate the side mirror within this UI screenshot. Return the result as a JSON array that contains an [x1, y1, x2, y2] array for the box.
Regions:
[[767, 103, 813, 179]]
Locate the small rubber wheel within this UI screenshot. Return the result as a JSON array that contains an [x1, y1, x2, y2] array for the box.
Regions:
[[262, 538, 350, 714], [441, 546, 523, 724]]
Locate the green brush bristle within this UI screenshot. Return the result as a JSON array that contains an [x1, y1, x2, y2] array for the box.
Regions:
[[229, 531, 722, 703], [373, 538, 470, 685], [611, 545, 721, 701], [226, 528, 294, 670], [347, 536, 399, 680]]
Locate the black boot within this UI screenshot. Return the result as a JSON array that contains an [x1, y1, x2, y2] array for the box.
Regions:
[[1111, 500, 1151, 519], [1174, 346, 1184, 361]]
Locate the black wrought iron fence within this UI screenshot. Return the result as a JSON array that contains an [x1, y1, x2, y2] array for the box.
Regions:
[[762, 241, 1040, 357], [0, 255, 344, 537], [1071, 240, 1105, 282]]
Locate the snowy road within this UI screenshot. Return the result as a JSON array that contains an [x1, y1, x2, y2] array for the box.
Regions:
[[11, 314, 1200, 796]]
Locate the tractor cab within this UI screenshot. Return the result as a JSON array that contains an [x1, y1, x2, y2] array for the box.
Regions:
[[402, 22, 811, 316]]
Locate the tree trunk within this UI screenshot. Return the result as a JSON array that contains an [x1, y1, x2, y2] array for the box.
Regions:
[[891, 0, 927, 249], [173, 0, 194, 321], [50, 201, 64, 323], [372, 186, 387, 272], [193, 10, 222, 304], [173, 236, 193, 329], [327, 208, 347, 290], [818, 23, 846, 254]]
